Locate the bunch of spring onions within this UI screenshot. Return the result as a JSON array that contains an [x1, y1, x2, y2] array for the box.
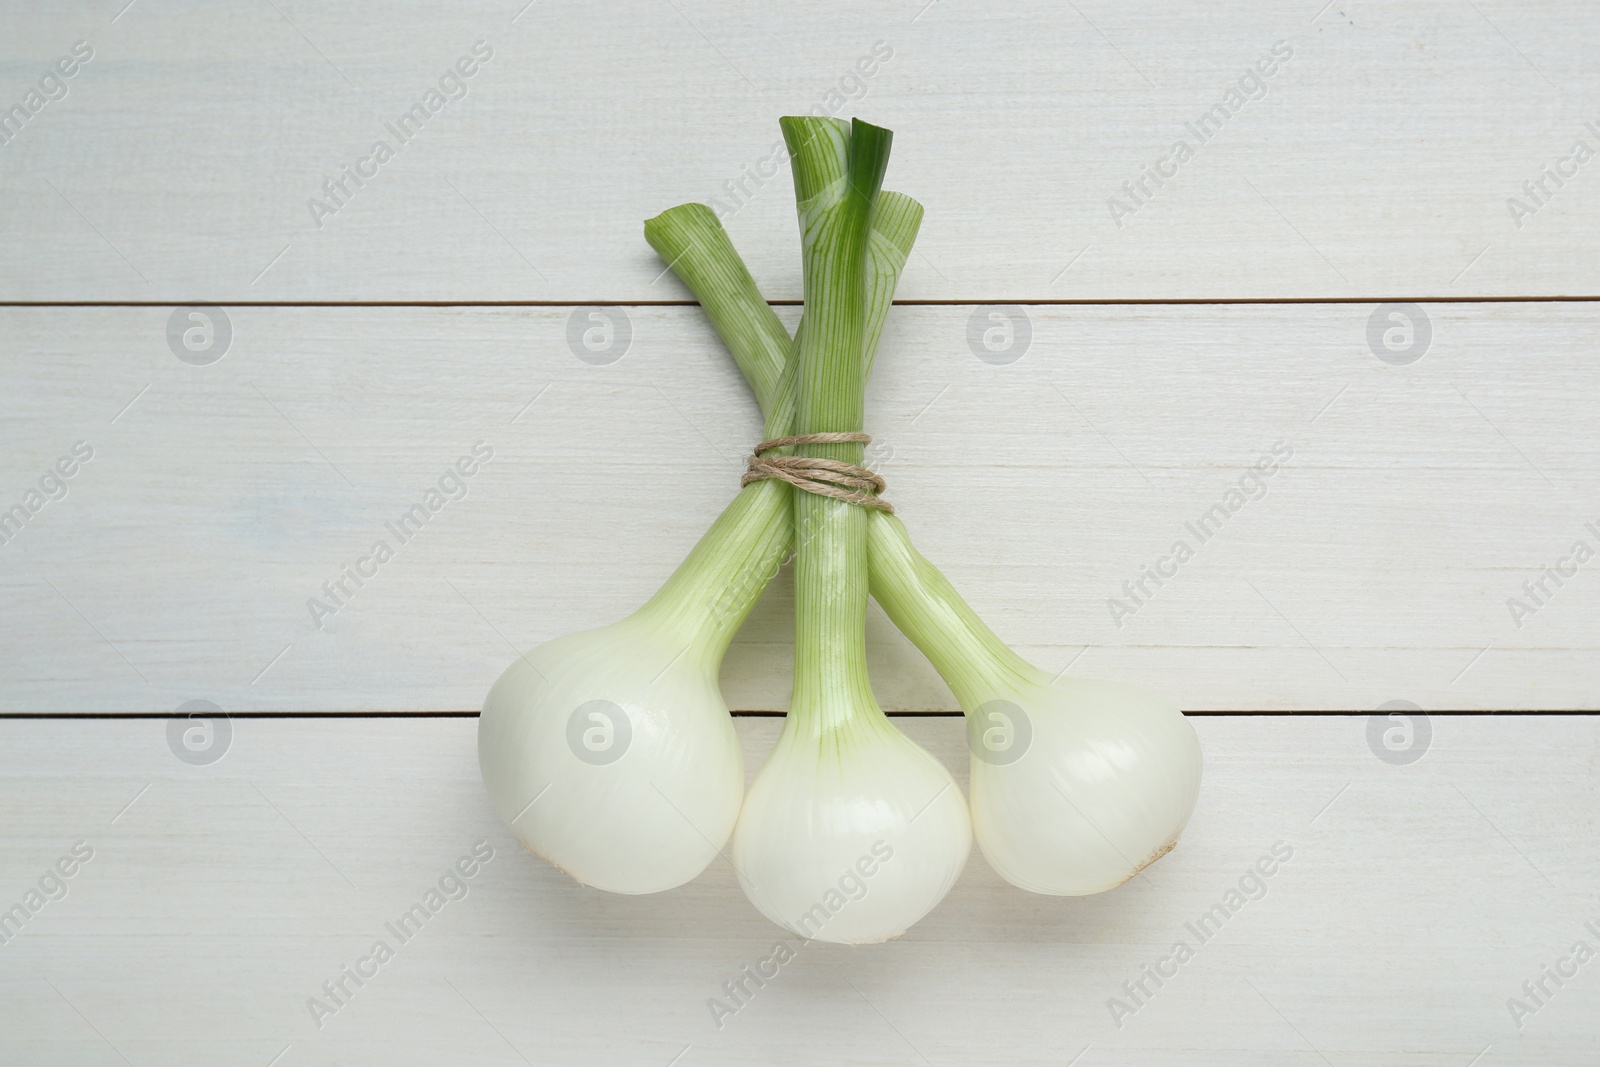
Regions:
[[478, 117, 1202, 944]]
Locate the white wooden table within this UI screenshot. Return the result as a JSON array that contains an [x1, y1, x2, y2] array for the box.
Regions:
[[2, 2, 1597, 1063]]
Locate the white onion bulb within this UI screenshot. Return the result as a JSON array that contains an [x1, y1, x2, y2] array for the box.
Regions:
[[478, 617, 742, 895], [731, 715, 971, 944], [968, 677, 1201, 895]]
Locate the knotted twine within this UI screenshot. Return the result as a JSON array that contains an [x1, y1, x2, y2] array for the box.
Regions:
[[740, 432, 893, 513]]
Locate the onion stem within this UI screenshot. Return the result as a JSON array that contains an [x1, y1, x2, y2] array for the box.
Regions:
[[629, 478, 790, 667], [638, 159, 921, 677], [645, 188, 1049, 712], [784, 116, 891, 733]]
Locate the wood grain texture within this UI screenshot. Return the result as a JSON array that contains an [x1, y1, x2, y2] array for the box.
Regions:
[[1, 1, 1596, 301], [0, 714, 1595, 1065], [4, 302, 1598, 713]]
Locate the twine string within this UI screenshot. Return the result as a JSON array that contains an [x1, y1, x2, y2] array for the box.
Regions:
[[740, 432, 894, 513]]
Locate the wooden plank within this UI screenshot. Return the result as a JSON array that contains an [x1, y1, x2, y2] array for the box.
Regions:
[[1, 1, 1596, 301], [3, 302, 1598, 712], [0, 714, 1595, 1064]]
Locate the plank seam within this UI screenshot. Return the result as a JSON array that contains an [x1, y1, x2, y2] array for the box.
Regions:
[[3, 296, 1600, 309], [3, 710, 1596, 720]]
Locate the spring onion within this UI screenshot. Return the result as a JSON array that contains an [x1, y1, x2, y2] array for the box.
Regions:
[[720, 118, 970, 945], [480, 114, 1202, 932]]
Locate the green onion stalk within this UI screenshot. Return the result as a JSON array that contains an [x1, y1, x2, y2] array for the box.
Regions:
[[716, 117, 971, 944]]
